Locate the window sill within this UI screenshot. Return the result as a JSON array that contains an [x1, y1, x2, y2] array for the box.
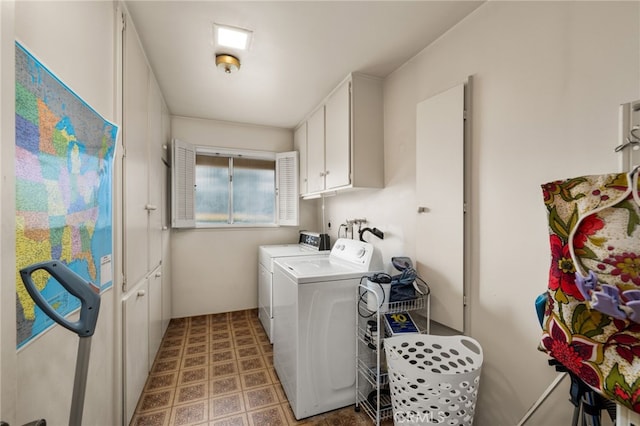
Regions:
[[194, 223, 280, 230]]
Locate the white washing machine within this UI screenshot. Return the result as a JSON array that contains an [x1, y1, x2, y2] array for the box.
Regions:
[[272, 238, 383, 420], [258, 231, 330, 343]]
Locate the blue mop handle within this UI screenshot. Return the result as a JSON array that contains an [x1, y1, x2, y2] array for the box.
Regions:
[[19, 261, 100, 337]]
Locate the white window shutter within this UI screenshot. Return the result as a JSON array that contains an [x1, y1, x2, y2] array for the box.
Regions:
[[276, 151, 299, 226], [171, 138, 196, 228]]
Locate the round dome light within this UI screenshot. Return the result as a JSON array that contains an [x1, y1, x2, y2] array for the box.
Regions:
[[215, 54, 240, 74]]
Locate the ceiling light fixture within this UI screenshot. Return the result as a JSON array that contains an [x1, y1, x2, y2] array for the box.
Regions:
[[213, 24, 252, 51], [215, 54, 241, 74]]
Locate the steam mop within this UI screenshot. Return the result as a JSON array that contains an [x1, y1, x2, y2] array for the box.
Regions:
[[20, 261, 101, 426]]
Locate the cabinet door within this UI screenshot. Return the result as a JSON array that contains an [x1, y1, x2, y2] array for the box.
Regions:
[[147, 77, 163, 271], [148, 268, 163, 368], [294, 123, 308, 195], [416, 83, 465, 332], [123, 15, 150, 289], [161, 101, 172, 334], [123, 279, 149, 424], [324, 80, 351, 190], [306, 107, 325, 193]]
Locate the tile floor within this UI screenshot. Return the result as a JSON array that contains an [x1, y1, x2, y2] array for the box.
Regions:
[[130, 309, 380, 426]]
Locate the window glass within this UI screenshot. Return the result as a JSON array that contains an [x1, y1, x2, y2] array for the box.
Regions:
[[233, 158, 276, 224], [195, 155, 229, 224], [194, 154, 276, 226]]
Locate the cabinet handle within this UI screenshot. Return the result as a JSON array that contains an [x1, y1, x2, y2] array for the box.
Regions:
[[155, 272, 162, 278], [319, 172, 325, 177], [325, 170, 330, 175], [417, 206, 430, 213], [145, 204, 158, 211], [137, 290, 146, 297]]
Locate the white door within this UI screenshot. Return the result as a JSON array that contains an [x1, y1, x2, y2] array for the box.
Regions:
[[416, 83, 466, 332], [161, 154, 172, 333], [147, 76, 163, 271], [123, 14, 150, 290], [306, 107, 325, 193], [123, 279, 150, 424], [294, 123, 308, 195], [324, 79, 351, 190], [148, 267, 163, 368]]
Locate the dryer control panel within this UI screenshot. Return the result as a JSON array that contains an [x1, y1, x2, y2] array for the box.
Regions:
[[298, 231, 330, 251]]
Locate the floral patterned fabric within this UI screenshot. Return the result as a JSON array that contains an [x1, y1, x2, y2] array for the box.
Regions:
[[540, 171, 640, 412]]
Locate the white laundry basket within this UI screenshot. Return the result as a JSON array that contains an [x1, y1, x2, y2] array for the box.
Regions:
[[384, 334, 483, 426]]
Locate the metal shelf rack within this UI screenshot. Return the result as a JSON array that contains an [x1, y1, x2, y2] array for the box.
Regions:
[[355, 280, 430, 425]]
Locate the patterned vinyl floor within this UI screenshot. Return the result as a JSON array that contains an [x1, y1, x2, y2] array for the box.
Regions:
[[129, 309, 384, 426]]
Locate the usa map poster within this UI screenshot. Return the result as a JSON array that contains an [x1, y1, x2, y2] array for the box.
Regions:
[[15, 41, 118, 348]]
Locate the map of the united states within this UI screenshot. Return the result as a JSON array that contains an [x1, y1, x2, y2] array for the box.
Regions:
[[15, 42, 118, 348]]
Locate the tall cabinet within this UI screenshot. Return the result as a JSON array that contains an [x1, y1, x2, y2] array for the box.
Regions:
[[416, 82, 468, 333], [296, 73, 384, 197], [121, 11, 172, 424]]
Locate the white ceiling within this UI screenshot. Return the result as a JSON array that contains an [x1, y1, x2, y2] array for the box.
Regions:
[[125, 1, 483, 129]]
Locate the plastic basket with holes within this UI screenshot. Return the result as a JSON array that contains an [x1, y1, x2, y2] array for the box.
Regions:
[[384, 334, 483, 426]]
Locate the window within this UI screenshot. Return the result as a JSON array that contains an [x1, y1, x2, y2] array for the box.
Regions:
[[195, 155, 276, 225], [172, 139, 298, 228]]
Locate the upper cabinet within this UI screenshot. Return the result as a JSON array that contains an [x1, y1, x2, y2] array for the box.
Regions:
[[306, 106, 326, 194], [294, 122, 308, 195], [298, 73, 384, 197], [324, 79, 351, 190]]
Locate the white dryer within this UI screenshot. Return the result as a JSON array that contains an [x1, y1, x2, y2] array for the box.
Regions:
[[272, 238, 383, 420], [258, 231, 329, 342]]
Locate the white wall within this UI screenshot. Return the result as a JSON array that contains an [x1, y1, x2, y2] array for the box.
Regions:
[[323, 2, 640, 425], [170, 116, 318, 317], [0, 1, 17, 423], [10, 2, 120, 425]]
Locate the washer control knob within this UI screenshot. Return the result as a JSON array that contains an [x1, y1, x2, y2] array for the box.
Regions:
[[356, 248, 366, 258]]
